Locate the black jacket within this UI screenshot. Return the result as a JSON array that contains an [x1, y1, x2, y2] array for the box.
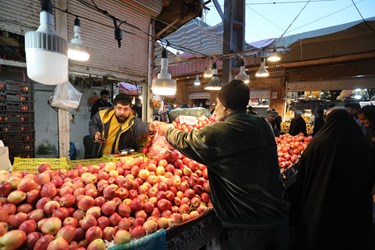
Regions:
[[165, 111, 289, 228], [89, 108, 149, 157]]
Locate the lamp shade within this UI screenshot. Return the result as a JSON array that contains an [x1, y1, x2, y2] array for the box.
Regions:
[[204, 63, 222, 91], [193, 74, 201, 86], [235, 60, 250, 84], [267, 50, 281, 62], [152, 48, 176, 96], [25, 0, 68, 85], [203, 60, 212, 78], [68, 17, 90, 61], [255, 58, 269, 77]]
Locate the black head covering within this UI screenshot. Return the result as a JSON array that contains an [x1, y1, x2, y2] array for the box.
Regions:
[[217, 80, 249, 111], [289, 108, 374, 249], [113, 94, 132, 106]]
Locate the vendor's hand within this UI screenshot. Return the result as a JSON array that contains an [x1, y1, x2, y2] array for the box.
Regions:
[[94, 132, 106, 143], [148, 121, 165, 134], [156, 122, 174, 136]]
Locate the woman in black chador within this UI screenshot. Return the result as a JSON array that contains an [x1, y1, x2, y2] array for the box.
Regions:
[[289, 108, 374, 250]]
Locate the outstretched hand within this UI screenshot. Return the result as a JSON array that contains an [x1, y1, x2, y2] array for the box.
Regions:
[[148, 121, 173, 136]]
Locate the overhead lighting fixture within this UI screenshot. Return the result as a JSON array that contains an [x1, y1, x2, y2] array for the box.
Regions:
[[152, 48, 176, 96], [68, 17, 90, 61], [235, 59, 250, 84], [25, 0, 68, 85], [204, 62, 223, 91], [203, 60, 212, 78], [255, 57, 269, 77], [175, 50, 182, 63], [193, 73, 201, 86], [267, 49, 281, 62]]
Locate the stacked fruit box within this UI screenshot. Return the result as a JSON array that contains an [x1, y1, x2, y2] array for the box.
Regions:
[[0, 81, 35, 162]]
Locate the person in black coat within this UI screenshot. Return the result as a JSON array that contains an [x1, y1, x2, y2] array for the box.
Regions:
[[90, 90, 112, 118], [289, 110, 307, 136], [288, 108, 374, 250], [312, 109, 325, 136]]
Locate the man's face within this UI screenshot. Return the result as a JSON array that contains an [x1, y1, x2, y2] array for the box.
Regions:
[[114, 103, 132, 123], [213, 98, 227, 121], [102, 95, 110, 103], [357, 113, 369, 128]]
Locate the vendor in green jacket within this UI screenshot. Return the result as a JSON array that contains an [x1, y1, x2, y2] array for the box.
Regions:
[[156, 80, 290, 250], [89, 94, 157, 158]]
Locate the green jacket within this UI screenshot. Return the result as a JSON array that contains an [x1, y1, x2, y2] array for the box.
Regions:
[[165, 111, 289, 228]]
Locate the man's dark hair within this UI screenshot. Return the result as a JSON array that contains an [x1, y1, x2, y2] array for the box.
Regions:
[[344, 102, 361, 110], [113, 94, 132, 106], [100, 90, 110, 96]]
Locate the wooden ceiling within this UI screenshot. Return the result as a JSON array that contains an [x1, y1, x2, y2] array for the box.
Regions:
[[155, 0, 204, 39]]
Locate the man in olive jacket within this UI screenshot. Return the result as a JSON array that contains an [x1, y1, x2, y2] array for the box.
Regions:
[[156, 80, 289, 250], [89, 94, 156, 158]]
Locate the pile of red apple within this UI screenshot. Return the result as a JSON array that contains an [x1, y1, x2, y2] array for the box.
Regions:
[[276, 133, 312, 169], [171, 115, 216, 132], [0, 153, 211, 249]]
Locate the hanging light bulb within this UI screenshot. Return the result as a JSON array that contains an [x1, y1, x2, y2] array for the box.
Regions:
[[204, 62, 223, 91], [235, 59, 250, 84], [25, 0, 68, 85], [68, 17, 90, 61], [203, 60, 212, 78], [193, 74, 201, 86], [152, 48, 177, 96], [175, 50, 182, 63], [267, 48, 281, 62], [255, 57, 269, 77]]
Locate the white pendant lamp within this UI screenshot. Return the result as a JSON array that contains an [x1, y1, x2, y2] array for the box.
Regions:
[[267, 49, 281, 62], [204, 62, 223, 91], [203, 60, 213, 78], [193, 74, 201, 86], [152, 48, 177, 96], [25, 0, 68, 85], [255, 57, 269, 77], [235, 59, 250, 84], [68, 17, 90, 61]]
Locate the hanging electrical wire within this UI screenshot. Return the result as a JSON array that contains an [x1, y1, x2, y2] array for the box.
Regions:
[[350, 0, 375, 32]]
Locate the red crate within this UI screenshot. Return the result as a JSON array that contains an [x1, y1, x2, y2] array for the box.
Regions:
[[0, 133, 35, 144], [8, 142, 35, 152], [3, 114, 34, 122], [0, 122, 34, 132]]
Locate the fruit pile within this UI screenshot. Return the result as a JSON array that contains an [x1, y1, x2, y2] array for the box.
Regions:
[[171, 115, 216, 132], [276, 133, 312, 170], [0, 154, 211, 249]]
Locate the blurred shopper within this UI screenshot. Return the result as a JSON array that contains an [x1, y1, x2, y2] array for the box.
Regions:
[[247, 105, 258, 115], [156, 80, 290, 250], [90, 90, 112, 118], [311, 109, 325, 136], [89, 94, 158, 157], [357, 105, 375, 150], [345, 102, 367, 135], [289, 110, 307, 136], [132, 97, 142, 119], [288, 108, 374, 250], [273, 109, 282, 132], [266, 110, 280, 137]]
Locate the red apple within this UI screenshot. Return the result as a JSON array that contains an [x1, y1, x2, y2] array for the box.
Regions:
[[56, 225, 76, 243], [130, 225, 146, 239], [63, 217, 78, 228], [28, 209, 45, 222], [52, 207, 70, 221], [114, 230, 132, 245], [117, 218, 132, 231], [0, 230, 27, 250], [34, 235, 55, 250], [117, 203, 131, 217], [8, 212, 28, 228], [25, 232, 43, 249], [17, 203, 33, 213], [19, 219, 37, 235], [47, 237, 69, 250], [109, 212, 122, 226], [101, 200, 117, 216], [77, 195, 95, 211], [7, 190, 26, 204], [40, 182, 57, 198], [38, 164, 52, 173], [41, 217, 62, 235], [87, 238, 106, 250], [102, 226, 117, 241], [85, 226, 102, 243], [79, 214, 97, 231], [97, 216, 110, 230]]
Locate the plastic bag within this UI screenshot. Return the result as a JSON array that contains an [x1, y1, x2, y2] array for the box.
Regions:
[[146, 132, 174, 159], [50, 81, 82, 110]]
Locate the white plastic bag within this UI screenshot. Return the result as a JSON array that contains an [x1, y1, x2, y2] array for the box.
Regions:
[[51, 81, 82, 110]]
